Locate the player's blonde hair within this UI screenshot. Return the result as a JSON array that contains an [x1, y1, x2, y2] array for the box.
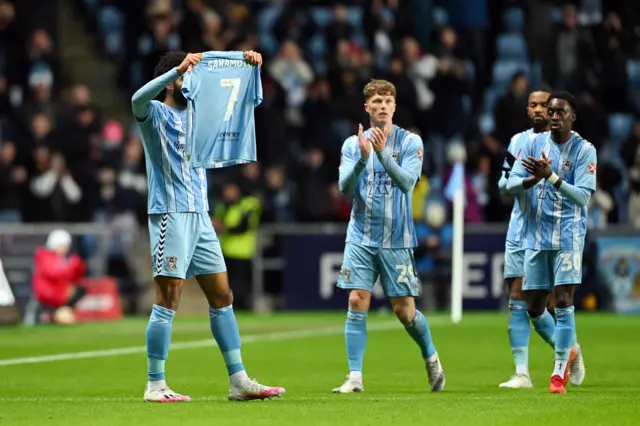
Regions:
[[363, 79, 397, 101]]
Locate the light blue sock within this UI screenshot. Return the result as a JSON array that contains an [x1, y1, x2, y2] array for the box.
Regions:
[[146, 304, 175, 381], [508, 300, 530, 369], [554, 307, 575, 362], [209, 305, 245, 376], [345, 310, 367, 371], [404, 310, 436, 359], [530, 309, 556, 348]]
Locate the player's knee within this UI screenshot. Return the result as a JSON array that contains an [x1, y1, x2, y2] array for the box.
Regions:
[[507, 278, 525, 301], [391, 298, 416, 325], [154, 277, 184, 311], [210, 288, 234, 309], [525, 297, 546, 318], [348, 290, 371, 312], [553, 291, 572, 309], [393, 306, 415, 325]]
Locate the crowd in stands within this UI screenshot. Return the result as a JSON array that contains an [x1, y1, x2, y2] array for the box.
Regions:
[[2, 0, 640, 230]]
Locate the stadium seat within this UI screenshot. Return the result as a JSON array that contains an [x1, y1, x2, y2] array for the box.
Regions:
[[257, 5, 282, 34], [465, 60, 475, 84], [496, 34, 528, 62], [627, 60, 640, 89], [479, 113, 496, 134], [432, 6, 448, 27], [310, 7, 333, 27], [483, 87, 500, 114], [98, 6, 123, 35], [529, 62, 543, 88], [608, 113, 635, 144], [308, 35, 327, 75], [502, 7, 524, 33], [492, 60, 530, 90], [257, 5, 282, 55], [345, 8, 363, 28]]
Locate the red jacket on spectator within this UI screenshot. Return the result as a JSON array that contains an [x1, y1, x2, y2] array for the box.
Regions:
[[32, 248, 86, 308]]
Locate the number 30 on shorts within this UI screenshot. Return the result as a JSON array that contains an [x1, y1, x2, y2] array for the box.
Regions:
[[559, 252, 581, 272]]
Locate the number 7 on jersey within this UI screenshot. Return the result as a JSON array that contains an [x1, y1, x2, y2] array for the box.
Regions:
[[220, 78, 241, 121]]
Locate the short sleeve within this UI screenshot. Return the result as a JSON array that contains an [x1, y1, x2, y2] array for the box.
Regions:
[[575, 143, 597, 193], [402, 134, 424, 180], [253, 66, 263, 107], [181, 65, 200, 101]]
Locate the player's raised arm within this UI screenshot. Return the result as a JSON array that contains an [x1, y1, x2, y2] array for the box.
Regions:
[[131, 52, 202, 120], [372, 128, 422, 194], [548, 144, 597, 207], [339, 124, 371, 195]]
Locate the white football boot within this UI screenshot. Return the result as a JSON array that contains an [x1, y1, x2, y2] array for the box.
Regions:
[[499, 373, 533, 389], [228, 377, 286, 401], [143, 384, 191, 403], [332, 375, 364, 393], [426, 353, 446, 392], [569, 343, 586, 386]]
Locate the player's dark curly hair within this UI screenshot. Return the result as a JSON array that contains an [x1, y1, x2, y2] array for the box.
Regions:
[[152, 51, 187, 100], [153, 51, 187, 78], [547, 91, 578, 113]]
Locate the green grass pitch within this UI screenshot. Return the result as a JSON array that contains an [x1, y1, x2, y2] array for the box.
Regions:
[[1, 312, 639, 425]]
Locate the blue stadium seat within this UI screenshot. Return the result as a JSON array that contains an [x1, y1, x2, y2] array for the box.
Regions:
[[465, 60, 475, 84], [502, 7, 524, 33], [98, 6, 123, 35], [479, 113, 495, 134], [627, 60, 640, 89], [492, 60, 530, 90], [432, 6, 448, 27], [483, 87, 501, 114], [257, 5, 282, 55], [462, 95, 472, 115], [496, 34, 528, 61], [608, 113, 635, 144], [345, 8, 363, 28], [308, 34, 327, 74], [310, 7, 333, 27], [257, 5, 282, 34], [529, 62, 542, 88]]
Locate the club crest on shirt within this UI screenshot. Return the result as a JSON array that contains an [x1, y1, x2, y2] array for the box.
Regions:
[[340, 266, 351, 282], [391, 151, 401, 163], [166, 256, 178, 272], [562, 159, 573, 172], [588, 162, 597, 174]]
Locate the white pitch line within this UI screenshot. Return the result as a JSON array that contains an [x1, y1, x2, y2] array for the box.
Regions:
[[0, 319, 438, 367]]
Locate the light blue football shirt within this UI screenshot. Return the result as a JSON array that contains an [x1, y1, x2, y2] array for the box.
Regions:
[[502, 128, 535, 244], [182, 51, 262, 169], [136, 100, 209, 214], [340, 126, 423, 249], [510, 131, 597, 251]]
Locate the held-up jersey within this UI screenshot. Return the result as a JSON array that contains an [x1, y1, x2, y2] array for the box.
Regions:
[[340, 126, 423, 249], [182, 51, 262, 169], [510, 131, 597, 251]]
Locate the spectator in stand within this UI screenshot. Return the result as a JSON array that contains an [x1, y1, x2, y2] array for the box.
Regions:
[[493, 72, 530, 146], [32, 229, 87, 325], [0, 140, 27, 222]]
